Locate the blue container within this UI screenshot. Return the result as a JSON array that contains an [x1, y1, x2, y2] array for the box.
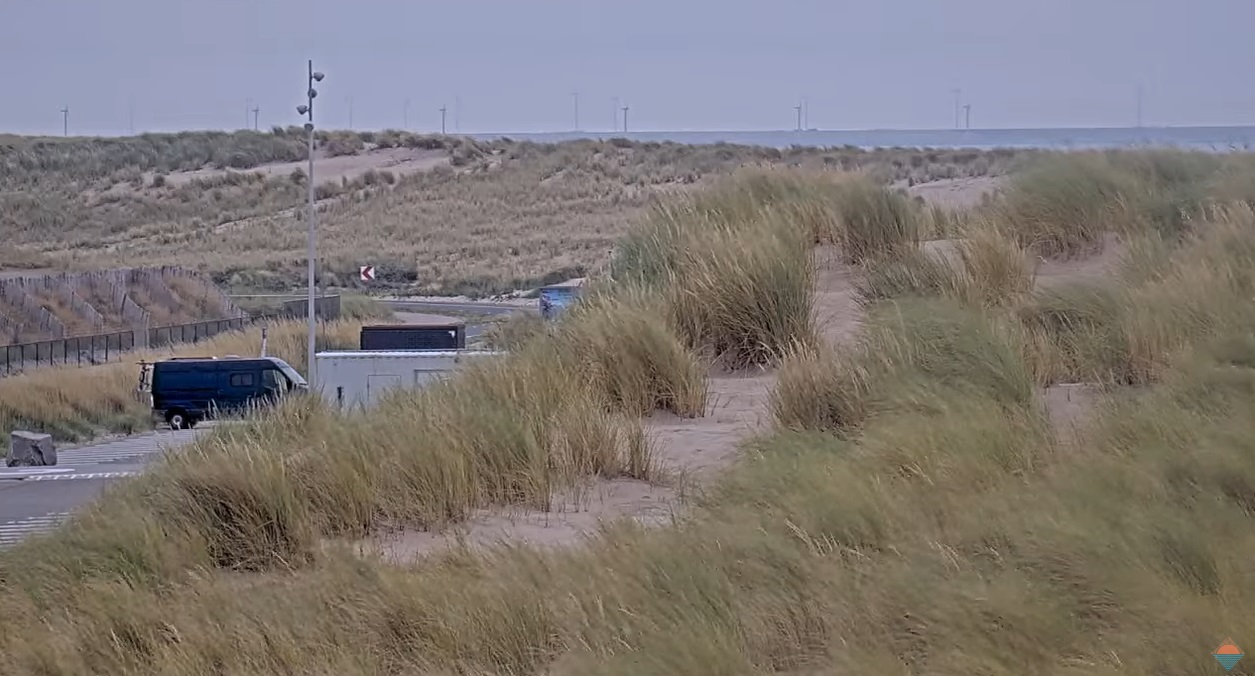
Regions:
[[539, 285, 583, 321]]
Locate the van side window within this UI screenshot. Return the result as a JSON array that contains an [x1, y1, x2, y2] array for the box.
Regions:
[[262, 369, 283, 390], [230, 373, 255, 388]]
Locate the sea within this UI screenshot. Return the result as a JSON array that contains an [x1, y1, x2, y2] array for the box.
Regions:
[[469, 126, 1255, 152]]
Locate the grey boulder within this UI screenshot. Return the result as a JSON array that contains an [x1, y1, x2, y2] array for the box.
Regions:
[[8, 431, 57, 467]]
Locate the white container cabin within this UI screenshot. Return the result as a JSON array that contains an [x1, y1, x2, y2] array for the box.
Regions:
[[314, 350, 505, 411]]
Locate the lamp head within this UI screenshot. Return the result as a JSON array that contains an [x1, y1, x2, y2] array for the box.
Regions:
[[312, 72, 325, 82], [296, 104, 309, 115]]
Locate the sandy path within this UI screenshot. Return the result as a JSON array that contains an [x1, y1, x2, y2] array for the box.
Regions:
[[1032, 232, 1124, 290], [1030, 234, 1123, 447], [360, 249, 862, 561], [159, 147, 449, 188]]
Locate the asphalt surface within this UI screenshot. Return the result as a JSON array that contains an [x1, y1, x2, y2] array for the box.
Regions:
[[0, 429, 206, 547], [382, 299, 533, 318], [384, 299, 534, 344], [0, 299, 532, 549]]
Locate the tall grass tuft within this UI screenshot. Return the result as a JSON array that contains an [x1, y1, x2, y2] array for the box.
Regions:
[[862, 298, 1036, 410], [770, 342, 871, 435], [560, 290, 708, 417], [949, 221, 1035, 307], [611, 169, 822, 367], [997, 152, 1134, 257], [774, 298, 1035, 436], [666, 209, 817, 367], [854, 221, 1031, 310], [1016, 281, 1134, 385], [853, 246, 956, 306], [829, 176, 922, 263]]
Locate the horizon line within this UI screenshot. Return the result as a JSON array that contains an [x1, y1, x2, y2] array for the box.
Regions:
[[3, 123, 1254, 141]]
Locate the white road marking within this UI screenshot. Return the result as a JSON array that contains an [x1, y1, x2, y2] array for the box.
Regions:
[[21, 472, 141, 481], [0, 512, 71, 547], [0, 468, 75, 480]]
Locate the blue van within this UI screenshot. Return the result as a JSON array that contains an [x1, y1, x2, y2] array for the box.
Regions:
[[146, 356, 308, 430], [538, 284, 585, 321]]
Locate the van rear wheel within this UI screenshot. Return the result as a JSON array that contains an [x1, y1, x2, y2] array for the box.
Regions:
[[166, 410, 194, 430]]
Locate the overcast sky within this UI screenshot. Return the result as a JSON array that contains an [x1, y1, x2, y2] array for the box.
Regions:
[[2, 0, 1253, 136]]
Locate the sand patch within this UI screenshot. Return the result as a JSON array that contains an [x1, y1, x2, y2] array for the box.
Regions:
[[158, 147, 449, 188], [814, 246, 863, 346], [360, 371, 776, 561], [1033, 233, 1124, 290], [904, 176, 1004, 210], [1038, 383, 1100, 451]]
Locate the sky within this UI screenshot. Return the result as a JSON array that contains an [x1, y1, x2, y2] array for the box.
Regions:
[[1, 0, 1253, 136]]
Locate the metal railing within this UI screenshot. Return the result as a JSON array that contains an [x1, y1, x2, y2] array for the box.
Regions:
[[2, 318, 245, 376], [1, 330, 135, 373], [148, 317, 247, 349], [1, 295, 343, 377]]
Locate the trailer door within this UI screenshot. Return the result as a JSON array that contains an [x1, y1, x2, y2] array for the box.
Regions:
[[366, 374, 402, 406]]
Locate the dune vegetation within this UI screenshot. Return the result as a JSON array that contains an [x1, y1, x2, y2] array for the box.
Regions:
[[2, 148, 1255, 675], [2, 130, 1027, 296]]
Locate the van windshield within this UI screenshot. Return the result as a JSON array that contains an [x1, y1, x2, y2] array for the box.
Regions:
[[277, 362, 308, 388]]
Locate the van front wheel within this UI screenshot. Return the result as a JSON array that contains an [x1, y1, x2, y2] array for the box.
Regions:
[[166, 410, 194, 431]]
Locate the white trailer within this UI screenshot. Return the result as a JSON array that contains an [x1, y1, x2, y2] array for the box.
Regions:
[[314, 350, 505, 411]]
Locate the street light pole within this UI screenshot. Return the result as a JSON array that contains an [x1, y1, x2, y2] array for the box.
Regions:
[[296, 60, 325, 387]]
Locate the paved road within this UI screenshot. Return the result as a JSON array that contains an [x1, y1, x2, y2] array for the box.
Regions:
[[0, 430, 205, 547], [0, 299, 533, 548], [384, 299, 537, 345], [382, 299, 535, 318], [385, 299, 537, 345]]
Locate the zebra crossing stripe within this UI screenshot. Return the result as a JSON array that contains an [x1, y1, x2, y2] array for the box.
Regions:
[[0, 468, 75, 480], [0, 512, 71, 547], [21, 472, 141, 481]]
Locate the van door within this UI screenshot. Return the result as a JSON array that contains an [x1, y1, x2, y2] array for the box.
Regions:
[[224, 368, 260, 415], [261, 367, 287, 401]]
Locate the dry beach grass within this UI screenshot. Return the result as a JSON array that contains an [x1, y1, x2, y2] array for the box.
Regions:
[[2, 148, 1255, 674], [2, 130, 1029, 296]]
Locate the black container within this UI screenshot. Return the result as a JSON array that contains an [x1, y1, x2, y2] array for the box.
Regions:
[[359, 323, 466, 351]]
